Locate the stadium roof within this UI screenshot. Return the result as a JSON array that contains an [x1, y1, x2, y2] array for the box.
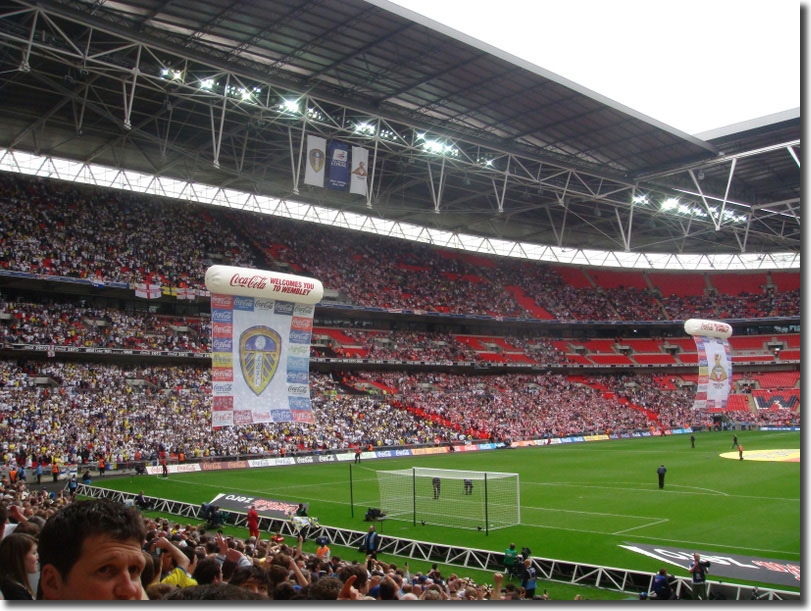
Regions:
[[0, 0, 800, 261]]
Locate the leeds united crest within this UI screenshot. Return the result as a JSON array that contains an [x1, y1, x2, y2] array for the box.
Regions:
[[239, 326, 282, 396], [309, 148, 325, 173]]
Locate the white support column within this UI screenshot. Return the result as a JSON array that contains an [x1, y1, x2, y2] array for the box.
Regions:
[[210, 73, 229, 169], [19, 8, 38, 72], [367, 118, 381, 208], [122, 44, 142, 131], [787, 145, 800, 168]]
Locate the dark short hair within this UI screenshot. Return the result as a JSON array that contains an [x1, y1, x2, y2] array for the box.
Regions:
[[38, 499, 146, 578], [192, 557, 222, 585], [163, 583, 266, 600], [229, 564, 267, 588], [308, 576, 342, 600], [337, 563, 368, 590]]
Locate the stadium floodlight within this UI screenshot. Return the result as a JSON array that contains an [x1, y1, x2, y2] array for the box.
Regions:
[[376, 467, 520, 533], [200, 78, 215, 91], [662, 197, 679, 210], [281, 99, 301, 114]]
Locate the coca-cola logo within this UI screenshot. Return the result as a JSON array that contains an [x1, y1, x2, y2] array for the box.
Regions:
[[230, 273, 269, 290]]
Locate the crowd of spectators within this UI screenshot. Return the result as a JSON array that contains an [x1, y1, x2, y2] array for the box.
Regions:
[[5, 297, 797, 367], [0, 486, 558, 600], [349, 371, 678, 440], [0, 298, 209, 352], [0, 357, 800, 471], [0, 172, 800, 322], [0, 173, 255, 288]]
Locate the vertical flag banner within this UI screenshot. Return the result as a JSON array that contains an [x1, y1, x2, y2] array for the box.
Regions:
[[327, 141, 350, 190], [205, 266, 323, 429], [350, 146, 369, 195], [684, 319, 733, 410], [304, 135, 327, 187]]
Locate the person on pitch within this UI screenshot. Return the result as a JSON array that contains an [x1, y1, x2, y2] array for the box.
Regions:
[[431, 477, 441, 500]]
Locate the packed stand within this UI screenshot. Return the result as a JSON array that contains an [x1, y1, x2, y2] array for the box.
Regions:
[[0, 173, 255, 288], [350, 371, 656, 440], [0, 298, 209, 352], [0, 171, 800, 322], [0, 361, 466, 467]]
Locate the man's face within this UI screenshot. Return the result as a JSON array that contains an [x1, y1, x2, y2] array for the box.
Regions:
[[40, 534, 145, 600]]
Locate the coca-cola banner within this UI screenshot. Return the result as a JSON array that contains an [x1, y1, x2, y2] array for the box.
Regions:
[[205, 266, 321, 429], [209, 293, 315, 428], [205, 266, 323, 304]]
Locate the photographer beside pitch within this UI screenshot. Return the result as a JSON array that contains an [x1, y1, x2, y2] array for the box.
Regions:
[[687, 552, 710, 600]]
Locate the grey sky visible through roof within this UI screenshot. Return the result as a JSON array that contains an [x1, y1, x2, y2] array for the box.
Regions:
[[387, 0, 800, 136]]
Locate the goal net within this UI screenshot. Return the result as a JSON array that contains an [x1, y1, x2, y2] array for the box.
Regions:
[[376, 467, 520, 531]]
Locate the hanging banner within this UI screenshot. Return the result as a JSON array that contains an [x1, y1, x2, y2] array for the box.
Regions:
[[684, 319, 732, 410], [350, 146, 369, 195], [205, 266, 322, 428], [134, 282, 161, 299], [327, 141, 350, 190], [304, 135, 327, 187]]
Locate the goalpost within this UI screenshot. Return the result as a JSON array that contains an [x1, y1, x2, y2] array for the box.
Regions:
[[376, 467, 520, 533]]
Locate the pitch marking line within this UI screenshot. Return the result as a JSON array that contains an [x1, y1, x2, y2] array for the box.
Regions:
[[611, 518, 669, 535], [522, 480, 799, 501], [521, 503, 662, 521], [139, 479, 798, 558]]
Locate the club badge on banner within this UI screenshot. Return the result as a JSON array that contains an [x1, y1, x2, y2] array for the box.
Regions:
[[692, 335, 732, 410], [304, 135, 326, 187], [683, 319, 732, 411], [350, 146, 369, 195], [210, 294, 315, 428]]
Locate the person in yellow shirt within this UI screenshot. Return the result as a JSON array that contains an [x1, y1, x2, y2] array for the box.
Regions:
[[154, 537, 198, 589]]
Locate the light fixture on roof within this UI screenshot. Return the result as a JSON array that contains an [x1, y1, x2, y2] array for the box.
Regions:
[[200, 78, 215, 91], [280, 99, 301, 114], [661, 197, 679, 211]]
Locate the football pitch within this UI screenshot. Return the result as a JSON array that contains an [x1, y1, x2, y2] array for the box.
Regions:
[[97, 430, 800, 589]]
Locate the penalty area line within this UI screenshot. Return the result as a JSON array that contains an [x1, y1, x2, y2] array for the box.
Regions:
[[611, 518, 670, 535]]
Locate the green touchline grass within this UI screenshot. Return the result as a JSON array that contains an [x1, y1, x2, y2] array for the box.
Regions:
[[97, 430, 800, 589]]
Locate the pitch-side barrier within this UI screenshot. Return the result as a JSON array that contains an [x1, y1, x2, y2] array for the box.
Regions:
[[77, 484, 798, 600]]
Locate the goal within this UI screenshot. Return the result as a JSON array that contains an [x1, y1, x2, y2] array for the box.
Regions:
[[376, 467, 520, 532]]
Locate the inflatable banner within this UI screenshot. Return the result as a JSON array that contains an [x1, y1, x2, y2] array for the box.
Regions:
[[206, 267, 322, 428], [684, 319, 732, 410]]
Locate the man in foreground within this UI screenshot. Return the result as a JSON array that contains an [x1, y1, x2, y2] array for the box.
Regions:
[[38, 498, 148, 600]]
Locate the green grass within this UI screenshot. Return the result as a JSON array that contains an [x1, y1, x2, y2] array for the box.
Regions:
[[97, 430, 800, 591]]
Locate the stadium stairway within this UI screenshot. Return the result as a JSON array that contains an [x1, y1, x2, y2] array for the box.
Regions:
[[502, 285, 556, 319]]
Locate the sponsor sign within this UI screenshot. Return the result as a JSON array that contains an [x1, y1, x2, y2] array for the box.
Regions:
[[201, 461, 249, 471], [410, 447, 449, 456], [210, 492, 307, 519], [145, 463, 201, 475], [620, 543, 800, 588]]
